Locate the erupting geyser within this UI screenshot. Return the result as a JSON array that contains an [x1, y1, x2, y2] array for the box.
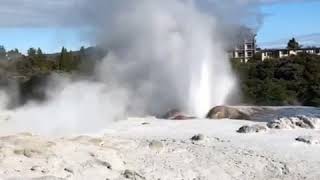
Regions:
[[95, 0, 237, 118], [188, 47, 235, 117], [190, 59, 212, 117]]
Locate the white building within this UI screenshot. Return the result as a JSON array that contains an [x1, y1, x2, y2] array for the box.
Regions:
[[229, 27, 257, 62], [232, 39, 256, 62], [261, 48, 320, 61]]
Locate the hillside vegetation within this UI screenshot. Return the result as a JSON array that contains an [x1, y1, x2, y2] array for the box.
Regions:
[[0, 46, 106, 107], [232, 53, 320, 106]]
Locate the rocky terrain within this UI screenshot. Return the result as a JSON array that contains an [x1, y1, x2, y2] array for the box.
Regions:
[[0, 106, 319, 180]]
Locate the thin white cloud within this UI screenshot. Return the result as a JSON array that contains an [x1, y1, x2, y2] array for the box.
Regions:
[[0, 0, 312, 28], [260, 33, 320, 48], [0, 0, 76, 27]]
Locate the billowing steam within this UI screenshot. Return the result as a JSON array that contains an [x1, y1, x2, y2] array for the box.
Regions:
[[93, 0, 236, 117], [0, 0, 266, 135]]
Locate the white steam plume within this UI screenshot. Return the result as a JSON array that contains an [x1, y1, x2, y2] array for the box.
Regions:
[[93, 0, 236, 117], [0, 0, 266, 135]]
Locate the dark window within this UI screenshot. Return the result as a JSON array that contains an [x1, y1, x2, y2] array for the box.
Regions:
[[246, 44, 253, 49]]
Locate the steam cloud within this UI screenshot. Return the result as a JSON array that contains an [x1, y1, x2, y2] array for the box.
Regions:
[[0, 0, 283, 135]]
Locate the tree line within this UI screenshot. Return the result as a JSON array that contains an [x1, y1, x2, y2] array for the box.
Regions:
[[0, 45, 96, 77], [27, 46, 86, 73], [232, 38, 320, 107], [0, 45, 103, 107]]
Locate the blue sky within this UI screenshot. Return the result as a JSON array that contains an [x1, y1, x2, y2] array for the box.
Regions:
[[257, 0, 320, 48], [0, 0, 319, 53], [0, 28, 91, 54]]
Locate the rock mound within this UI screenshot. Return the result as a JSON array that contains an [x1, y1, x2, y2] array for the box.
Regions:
[[207, 106, 250, 120]]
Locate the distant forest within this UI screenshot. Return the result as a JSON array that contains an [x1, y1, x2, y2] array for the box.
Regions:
[[0, 45, 106, 79], [0, 45, 107, 107]]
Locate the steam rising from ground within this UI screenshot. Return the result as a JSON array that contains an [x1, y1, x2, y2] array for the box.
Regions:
[[1, 0, 244, 135]]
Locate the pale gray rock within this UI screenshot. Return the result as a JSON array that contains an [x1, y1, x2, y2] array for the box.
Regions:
[[237, 125, 268, 133], [30, 166, 41, 172], [123, 169, 146, 180], [295, 136, 320, 145], [95, 159, 112, 169], [13, 148, 43, 158], [267, 115, 320, 129], [64, 167, 74, 174], [7, 176, 66, 180], [31, 177, 66, 180], [191, 134, 205, 141], [149, 140, 164, 151]]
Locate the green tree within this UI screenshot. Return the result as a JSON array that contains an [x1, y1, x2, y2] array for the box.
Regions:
[[59, 47, 67, 70], [232, 53, 320, 107], [36, 48, 43, 56], [8, 48, 19, 55], [0, 45, 6, 58], [34, 48, 46, 68], [287, 38, 300, 50], [80, 46, 85, 56], [7, 48, 21, 60], [36, 48, 46, 61], [59, 47, 76, 72], [27, 48, 37, 57]]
